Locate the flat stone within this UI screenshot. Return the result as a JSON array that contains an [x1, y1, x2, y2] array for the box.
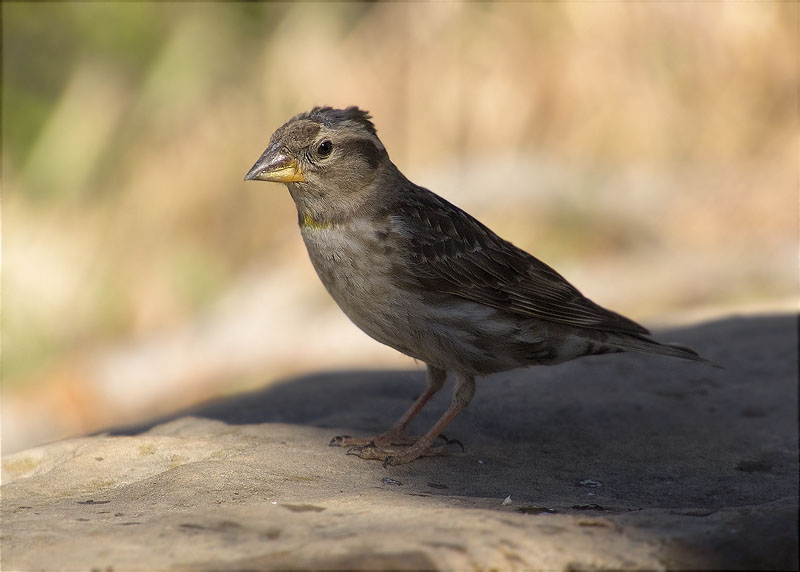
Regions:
[[2, 314, 797, 570]]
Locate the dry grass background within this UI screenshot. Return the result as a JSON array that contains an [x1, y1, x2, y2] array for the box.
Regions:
[[2, 2, 797, 453]]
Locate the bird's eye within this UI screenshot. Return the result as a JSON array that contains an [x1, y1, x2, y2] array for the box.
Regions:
[[316, 140, 333, 158]]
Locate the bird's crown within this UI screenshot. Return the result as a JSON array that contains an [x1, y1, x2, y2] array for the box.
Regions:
[[293, 106, 377, 137]]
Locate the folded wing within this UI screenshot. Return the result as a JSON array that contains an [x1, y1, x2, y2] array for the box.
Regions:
[[395, 189, 650, 336]]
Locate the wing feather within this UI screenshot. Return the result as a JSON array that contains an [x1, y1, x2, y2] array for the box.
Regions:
[[394, 187, 649, 336]]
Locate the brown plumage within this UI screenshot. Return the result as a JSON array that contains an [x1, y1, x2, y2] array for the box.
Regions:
[[245, 106, 709, 465]]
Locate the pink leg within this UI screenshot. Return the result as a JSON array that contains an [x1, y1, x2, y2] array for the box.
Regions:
[[350, 371, 476, 466], [330, 365, 448, 448]]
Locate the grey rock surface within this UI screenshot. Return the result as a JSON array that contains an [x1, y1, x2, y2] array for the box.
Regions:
[[2, 314, 798, 570]]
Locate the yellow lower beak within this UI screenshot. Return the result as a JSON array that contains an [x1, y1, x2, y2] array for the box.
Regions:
[[244, 151, 305, 183], [261, 159, 305, 182]]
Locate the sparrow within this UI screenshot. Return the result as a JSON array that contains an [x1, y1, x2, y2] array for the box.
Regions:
[[244, 106, 709, 466]]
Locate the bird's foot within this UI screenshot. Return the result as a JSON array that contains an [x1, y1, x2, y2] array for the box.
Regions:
[[345, 435, 463, 467], [330, 430, 463, 450], [329, 428, 418, 448]]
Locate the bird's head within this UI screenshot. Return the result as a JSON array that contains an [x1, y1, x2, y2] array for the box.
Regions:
[[244, 106, 388, 199]]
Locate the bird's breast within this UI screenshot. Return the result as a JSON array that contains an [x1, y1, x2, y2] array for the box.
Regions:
[[299, 219, 412, 347]]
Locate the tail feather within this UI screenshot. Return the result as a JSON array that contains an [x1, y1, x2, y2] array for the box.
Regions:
[[609, 334, 720, 367]]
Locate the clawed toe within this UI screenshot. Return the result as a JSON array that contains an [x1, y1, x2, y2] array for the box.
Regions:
[[381, 442, 452, 466], [340, 437, 461, 466], [330, 427, 465, 465], [330, 434, 381, 447], [437, 433, 465, 452], [329, 435, 351, 447], [346, 441, 397, 461], [329, 430, 419, 448]]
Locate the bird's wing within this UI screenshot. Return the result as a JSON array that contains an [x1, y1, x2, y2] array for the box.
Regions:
[[394, 189, 650, 336]]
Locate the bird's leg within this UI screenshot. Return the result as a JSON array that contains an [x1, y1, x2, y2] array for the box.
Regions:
[[329, 364, 448, 448], [351, 372, 476, 466]]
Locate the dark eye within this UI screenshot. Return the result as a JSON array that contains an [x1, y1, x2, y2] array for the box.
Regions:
[[316, 140, 333, 158]]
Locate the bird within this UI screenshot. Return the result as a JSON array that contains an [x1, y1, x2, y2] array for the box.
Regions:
[[244, 106, 710, 466]]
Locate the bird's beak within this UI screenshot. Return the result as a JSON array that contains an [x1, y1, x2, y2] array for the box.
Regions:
[[243, 146, 305, 183]]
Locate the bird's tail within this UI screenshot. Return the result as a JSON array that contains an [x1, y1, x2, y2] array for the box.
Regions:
[[610, 334, 720, 367]]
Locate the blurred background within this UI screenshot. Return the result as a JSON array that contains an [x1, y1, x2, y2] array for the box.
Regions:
[[2, 2, 796, 455]]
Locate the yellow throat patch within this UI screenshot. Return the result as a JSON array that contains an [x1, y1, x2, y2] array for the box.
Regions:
[[301, 213, 334, 230]]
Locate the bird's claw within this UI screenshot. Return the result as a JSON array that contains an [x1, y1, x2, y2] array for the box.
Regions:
[[329, 431, 419, 448], [437, 433, 465, 452], [336, 433, 464, 465], [346, 441, 402, 464], [329, 435, 351, 447]]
